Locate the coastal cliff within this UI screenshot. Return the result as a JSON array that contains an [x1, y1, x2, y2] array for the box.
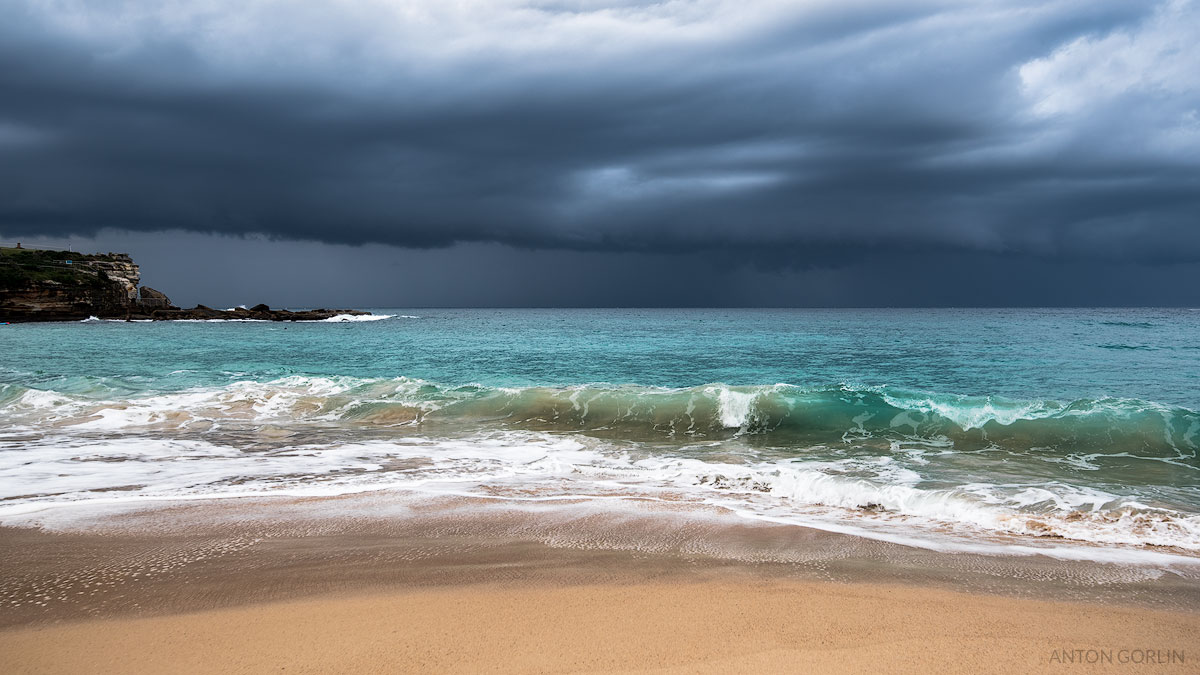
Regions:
[[0, 247, 369, 322]]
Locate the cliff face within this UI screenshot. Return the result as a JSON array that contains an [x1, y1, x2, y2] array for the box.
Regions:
[[1, 283, 134, 321], [84, 255, 140, 302], [0, 249, 148, 321]]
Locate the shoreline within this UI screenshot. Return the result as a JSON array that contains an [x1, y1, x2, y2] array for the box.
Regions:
[[5, 492, 1200, 621], [3, 494, 1200, 672]]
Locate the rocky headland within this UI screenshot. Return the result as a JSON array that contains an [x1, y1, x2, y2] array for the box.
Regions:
[[0, 247, 370, 322]]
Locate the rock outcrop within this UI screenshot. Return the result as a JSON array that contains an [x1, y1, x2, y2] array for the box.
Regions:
[[137, 286, 172, 309], [0, 279, 133, 321], [0, 247, 371, 322]]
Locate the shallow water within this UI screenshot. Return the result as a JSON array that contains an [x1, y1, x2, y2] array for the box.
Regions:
[[2, 309, 1198, 564]]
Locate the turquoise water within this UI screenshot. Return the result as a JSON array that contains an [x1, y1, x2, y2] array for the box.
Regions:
[[2, 309, 1198, 561], [7, 309, 1200, 400]]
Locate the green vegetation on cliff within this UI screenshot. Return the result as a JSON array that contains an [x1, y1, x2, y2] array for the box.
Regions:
[[0, 248, 113, 289]]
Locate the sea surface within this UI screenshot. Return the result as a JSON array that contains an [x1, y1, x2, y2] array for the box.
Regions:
[[2, 309, 1198, 566]]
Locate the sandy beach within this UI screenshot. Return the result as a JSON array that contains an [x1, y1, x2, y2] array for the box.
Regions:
[[5, 578, 1198, 675], [2, 496, 1198, 674]]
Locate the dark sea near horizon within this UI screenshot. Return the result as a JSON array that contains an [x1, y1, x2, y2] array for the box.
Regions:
[[2, 308, 1198, 568]]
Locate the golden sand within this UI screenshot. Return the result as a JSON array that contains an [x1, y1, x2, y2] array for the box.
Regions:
[[3, 579, 1198, 674]]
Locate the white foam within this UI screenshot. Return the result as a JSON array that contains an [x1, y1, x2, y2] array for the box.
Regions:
[[881, 392, 1061, 430], [0, 376, 384, 431], [320, 314, 395, 322], [712, 386, 757, 428], [12, 388, 76, 410], [2, 429, 1198, 563]]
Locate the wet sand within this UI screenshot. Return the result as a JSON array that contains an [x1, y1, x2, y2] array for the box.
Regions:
[[2, 495, 1199, 673]]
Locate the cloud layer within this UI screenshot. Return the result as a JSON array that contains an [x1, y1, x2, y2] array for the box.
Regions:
[[2, 0, 1198, 273]]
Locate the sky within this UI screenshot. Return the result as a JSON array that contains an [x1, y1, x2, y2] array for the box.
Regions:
[[1, 0, 1198, 307]]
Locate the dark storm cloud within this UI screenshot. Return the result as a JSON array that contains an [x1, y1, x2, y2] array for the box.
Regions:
[[17, 231, 1200, 308], [1, 0, 1198, 268]]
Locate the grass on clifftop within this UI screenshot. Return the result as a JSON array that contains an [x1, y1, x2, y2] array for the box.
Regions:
[[0, 248, 112, 290]]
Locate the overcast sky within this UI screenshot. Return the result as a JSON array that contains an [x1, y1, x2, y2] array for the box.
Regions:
[[2, 0, 1198, 307]]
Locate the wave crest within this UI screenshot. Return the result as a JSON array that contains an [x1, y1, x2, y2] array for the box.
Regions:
[[2, 378, 1196, 463]]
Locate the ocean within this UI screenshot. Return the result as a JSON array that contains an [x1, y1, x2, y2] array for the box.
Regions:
[[2, 308, 1198, 566]]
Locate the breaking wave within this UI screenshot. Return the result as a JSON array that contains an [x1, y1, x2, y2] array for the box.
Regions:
[[1, 377, 1197, 461], [2, 376, 1199, 560]]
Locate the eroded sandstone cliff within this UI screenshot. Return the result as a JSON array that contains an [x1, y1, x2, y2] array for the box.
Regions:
[[0, 249, 142, 321], [1, 247, 369, 322]]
